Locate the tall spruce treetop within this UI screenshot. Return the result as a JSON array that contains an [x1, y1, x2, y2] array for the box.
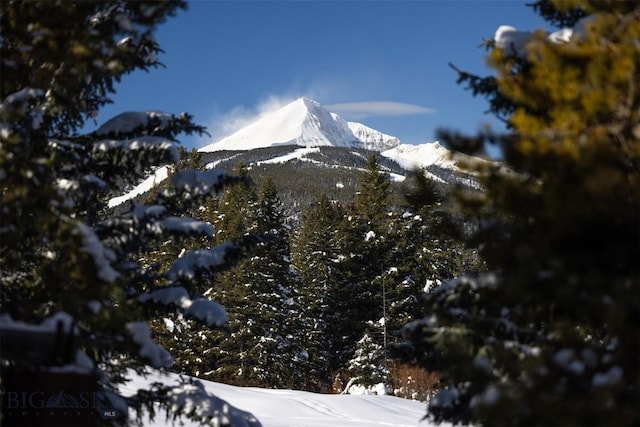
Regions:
[[256, 175, 283, 233], [355, 154, 392, 231], [0, 2, 260, 425], [215, 162, 257, 243], [400, 1, 639, 425]]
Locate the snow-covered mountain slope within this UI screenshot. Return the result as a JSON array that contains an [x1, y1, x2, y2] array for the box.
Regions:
[[108, 142, 487, 208], [198, 97, 400, 152], [381, 142, 456, 170], [382, 142, 486, 171], [347, 120, 400, 151], [123, 369, 431, 427], [108, 165, 170, 208]]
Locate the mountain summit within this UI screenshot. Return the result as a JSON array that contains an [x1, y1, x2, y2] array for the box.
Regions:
[[198, 97, 399, 152]]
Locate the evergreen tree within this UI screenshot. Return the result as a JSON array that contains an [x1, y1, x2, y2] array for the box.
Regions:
[[143, 148, 223, 379], [214, 162, 257, 244], [0, 2, 259, 425], [291, 194, 347, 391], [243, 176, 305, 388], [400, 1, 640, 425], [354, 154, 392, 232], [369, 172, 477, 394], [345, 330, 390, 391], [337, 154, 394, 367], [347, 156, 392, 313], [383, 202, 470, 339], [275, 156, 398, 393], [206, 163, 258, 384], [209, 172, 303, 388]]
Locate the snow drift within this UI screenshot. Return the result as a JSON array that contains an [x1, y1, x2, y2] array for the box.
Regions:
[[122, 369, 432, 427]]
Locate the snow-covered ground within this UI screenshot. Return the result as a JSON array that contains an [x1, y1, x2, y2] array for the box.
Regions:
[[123, 370, 431, 427]]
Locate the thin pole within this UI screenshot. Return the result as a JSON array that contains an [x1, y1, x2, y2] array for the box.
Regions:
[[382, 273, 387, 371]]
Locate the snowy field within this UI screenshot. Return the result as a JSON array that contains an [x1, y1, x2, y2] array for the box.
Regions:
[[123, 370, 432, 427]]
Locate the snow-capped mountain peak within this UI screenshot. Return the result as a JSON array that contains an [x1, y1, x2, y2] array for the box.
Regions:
[[198, 97, 400, 152]]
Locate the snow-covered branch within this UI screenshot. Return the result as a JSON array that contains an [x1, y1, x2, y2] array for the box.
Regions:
[[127, 322, 174, 368], [165, 241, 240, 282], [139, 287, 228, 329]]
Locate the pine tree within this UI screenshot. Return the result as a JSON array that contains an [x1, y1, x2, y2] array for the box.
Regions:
[[143, 148, 223, 380], [214, 162, 257, 244], [0, 2, 259, 425], [383, 200, 470, 339], [345, 330, 390, 392], [298, 153, 403, 389], [337, 154, 394, 367], [354, 153, 392, 232], [205, 163, 258, 384], [400, 1, 640, 425], [291, 194, 348, 391], [369, 172, 477, 396], [208, 172, 303, 388], [242, 175, 305, 388]]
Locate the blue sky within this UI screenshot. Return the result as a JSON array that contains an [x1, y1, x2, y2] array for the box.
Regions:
[[93, 1, 551, 150]]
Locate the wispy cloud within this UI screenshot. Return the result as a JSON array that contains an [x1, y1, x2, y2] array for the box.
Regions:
[[325, 101, 436, 119]]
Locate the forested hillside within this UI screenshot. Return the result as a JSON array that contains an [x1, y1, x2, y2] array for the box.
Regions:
[[145, 151, 480, 395], [115, 144, 477, 225]]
